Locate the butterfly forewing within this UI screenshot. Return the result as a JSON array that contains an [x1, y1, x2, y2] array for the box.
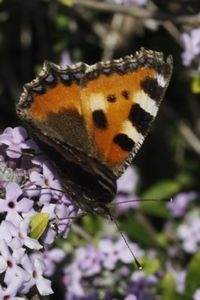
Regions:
[[80, 49, 173, 177]]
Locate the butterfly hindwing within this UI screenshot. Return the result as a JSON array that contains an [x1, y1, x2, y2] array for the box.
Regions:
[[17, 61, 93, 153], [17, 61, 117, 212]]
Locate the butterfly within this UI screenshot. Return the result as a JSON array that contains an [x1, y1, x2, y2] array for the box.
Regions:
[[16, 48, 173, 216]]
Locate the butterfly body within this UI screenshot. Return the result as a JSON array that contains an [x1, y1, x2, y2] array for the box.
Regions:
[[17, 48, 173, 215]]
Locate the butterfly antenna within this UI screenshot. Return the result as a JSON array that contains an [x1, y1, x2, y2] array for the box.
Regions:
[[107, 209, 142, 270], [116, 197, 170, 205]]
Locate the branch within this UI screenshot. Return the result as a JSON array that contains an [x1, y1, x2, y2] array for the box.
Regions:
[[72, 0, 200, 25]]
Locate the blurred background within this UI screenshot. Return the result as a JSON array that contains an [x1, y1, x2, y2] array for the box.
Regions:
[[0, 0, 200, 299]]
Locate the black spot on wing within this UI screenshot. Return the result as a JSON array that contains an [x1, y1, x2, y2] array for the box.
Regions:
[[141, 77, 163, 102], [129, 104, 153, 135], [107, 94, 117, 102], [113, 133, 135, 152], [121, 90, 129, 100], [92, 110, 108, 129]]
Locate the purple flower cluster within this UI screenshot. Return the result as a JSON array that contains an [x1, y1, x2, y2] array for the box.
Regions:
[[126, 271, 158, 300], [0, 126, 142, 298], [0, 127, 77, 298], [3, 126, 198, 299], [181, 28, 200, 66], [193, 288, 200, 300], [177, 210, 200, 254], [167, 191, 197, 217], [63, 236, 159, 299], [115, 166, 140, 215]]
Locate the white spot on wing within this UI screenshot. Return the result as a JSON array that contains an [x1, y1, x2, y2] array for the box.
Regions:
[[121, 120, 144, 144], [156, 74, 167, 87], [89, 93, 108, 112], [133, 91, 158, 117]]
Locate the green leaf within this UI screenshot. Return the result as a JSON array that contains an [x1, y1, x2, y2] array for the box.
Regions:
[[56, 14, 69, 28], [59, 0, 73, 6], [140, 180, 181, 218], [159, 272, 177, 300], [30, 213, 49, 239], [185, 251, 200, 296], [120, 215, 158, 247], [191, 76, 200, 94], [142, 257, 161, 274], [142, 180, 181, 200], [173, 294, 190, 300], [140, 199, 169, 218], [156, 232, 169, 248], [159, 272, 189, 300]]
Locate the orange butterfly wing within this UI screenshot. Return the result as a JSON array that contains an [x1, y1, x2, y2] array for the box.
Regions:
[[81, 49, 173, 176]]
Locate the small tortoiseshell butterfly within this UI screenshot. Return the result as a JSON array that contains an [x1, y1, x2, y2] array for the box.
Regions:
[[16, 48, 173, 216]]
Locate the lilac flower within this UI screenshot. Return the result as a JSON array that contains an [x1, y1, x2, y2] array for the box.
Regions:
[[29, 162, 62, 204], [107, 0, 147, 5], [39, 248, 66, 276], [0, 275, 25, 300], [0, 126, 34, 159], [98, 238, 119, 270], [63, 236, 145, 299], [40, 200, 76, 242], [75, 245, 103, 277], [60, 50, 73, 67], [0, 182, 33, 223], [20, 254, 53, 295], [174, 270, 186, 294], [41, 225, 57, 245], [166, 262, 186, 293], [177, 211, 200, 253], [124, 295, 137, 300], [193, 288, 200, 300], [63, 242, 107, 298], [118, 265, 131, 277], [167, 192, 197, 217], [99, 237, 143, 269], [0, 239, 28, 284], [181, 28, 200, 66], [0, 126, 75, 235], [63, 244, 103, 299], [3, 219, 42, 250], [63, 263, 84, 298], [0, 127, 76, 297], [55, 202, 75, 237], [115, 167, 140, 214], [127, 271, 158, 300]]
